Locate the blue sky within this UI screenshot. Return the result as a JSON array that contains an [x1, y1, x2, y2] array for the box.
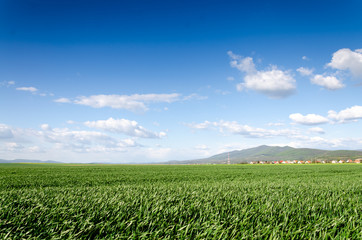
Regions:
[[1, 0, 362, 163]]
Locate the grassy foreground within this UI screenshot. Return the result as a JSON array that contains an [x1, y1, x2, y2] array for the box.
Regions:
[[0, 164, 361, 239]]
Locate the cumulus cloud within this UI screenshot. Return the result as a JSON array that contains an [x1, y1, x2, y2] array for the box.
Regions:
[[55, 93, 181, 112], [16, 87, 38, 92], [297, 67, 313, 76], [242, 68, 296, 98], [188, 120, 299, 138], [228, 51, 296, 98], [289, 113, 329, 125], [327, 48, 362, 77], [84, 118, 166, 138], [328, 105, 362, 123], [310, 74, 344, 90], [228, 51, 256, 73]]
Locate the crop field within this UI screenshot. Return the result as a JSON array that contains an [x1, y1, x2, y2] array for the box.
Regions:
[[0, 164, 361, 239]]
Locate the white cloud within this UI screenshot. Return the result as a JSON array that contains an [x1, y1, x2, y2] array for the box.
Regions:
[[242, 68, 296, 98], [40, 126, 140, 153], [328, 105, 362, 123], [327, 48, 362, 77], [0, 121, 181, 160], [287, 137, 362, 150], [84, 118, 166, 138], [310, 74, 344, 90], [297, 67, 314, 76], [5, 142, 24, 151], [188, 120, 299, 138], [2, 142, 42, 153], [56, 93, 181, 112], [228, 51, 296, 98], [40, 124, 52, 131], [0, 123, 144, 156], [43, 128, 115, 144], [228, 51, 256, 73], [54, 98, 71, 103], [16, 87, 38, 92], [308, 127, 325, 134], [302, 56, 308, 60], [0, 124, 14, 139], [227, 76, 235, 81], [289, 113, 329, 125]]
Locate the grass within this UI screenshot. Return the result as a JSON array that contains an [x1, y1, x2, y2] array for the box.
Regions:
[[0, 163, 361, 239]]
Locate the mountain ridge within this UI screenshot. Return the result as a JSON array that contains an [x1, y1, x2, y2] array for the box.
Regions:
[[167, 145, 362, 164], [2, 145, 362, 164]]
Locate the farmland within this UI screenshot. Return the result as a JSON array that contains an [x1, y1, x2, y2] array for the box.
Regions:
[[0, 164, 361, 239]]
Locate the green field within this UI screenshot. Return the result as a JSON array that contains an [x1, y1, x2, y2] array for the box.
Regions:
[[0, 164, 361, 239]]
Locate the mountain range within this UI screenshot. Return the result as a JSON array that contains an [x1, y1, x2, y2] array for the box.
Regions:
[[167, 145, 362, 164], [0, 159, 61, 164], [1, 146, 362, 164]]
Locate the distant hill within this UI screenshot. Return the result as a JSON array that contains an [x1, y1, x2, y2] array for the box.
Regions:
[[2, 146, 362, 164], [0, 159, 62, 164], [167, 145, 362, 164]]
